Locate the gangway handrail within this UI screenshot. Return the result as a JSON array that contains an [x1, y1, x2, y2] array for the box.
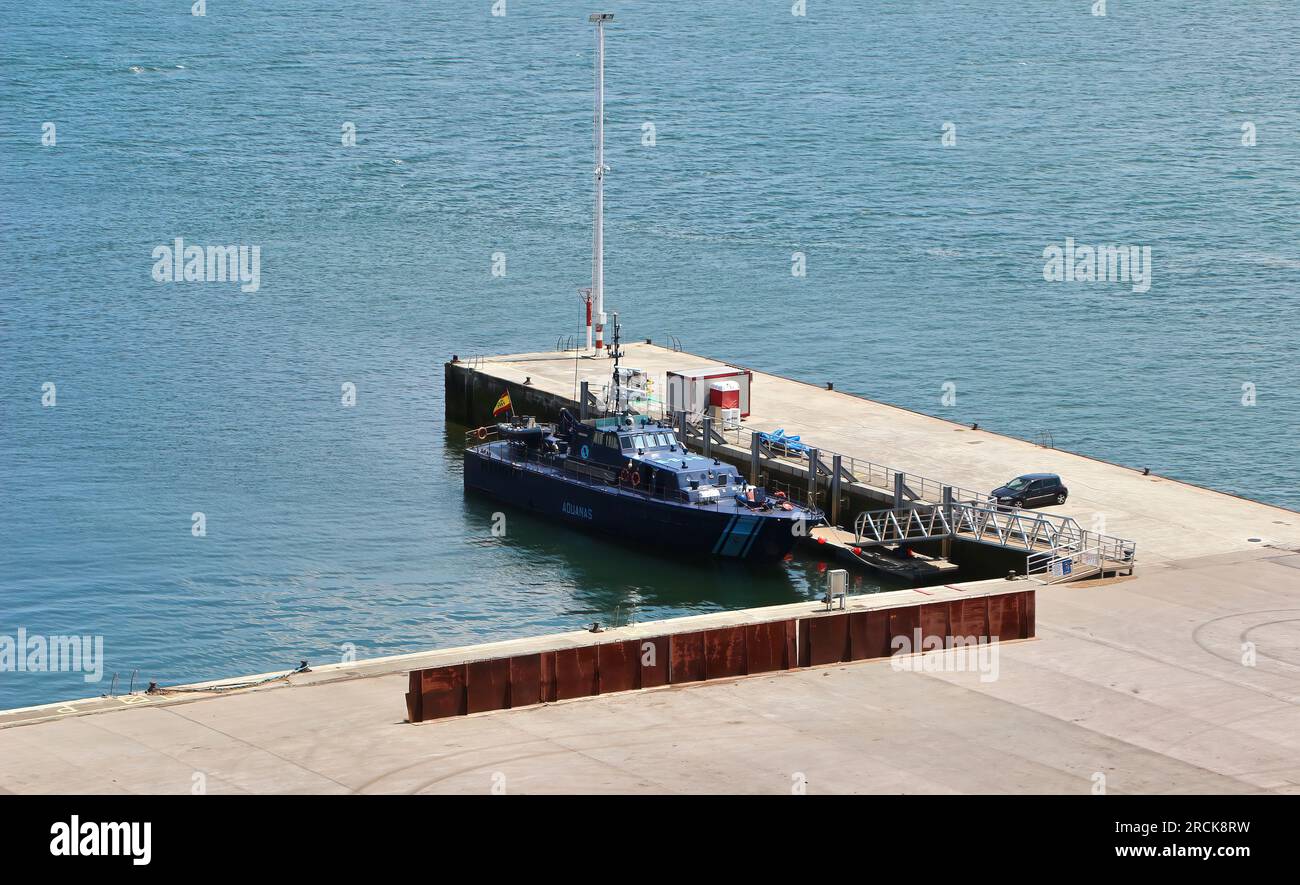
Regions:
[[853, 501, 1138, 566]]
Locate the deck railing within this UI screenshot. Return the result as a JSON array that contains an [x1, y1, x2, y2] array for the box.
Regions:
[[672, 415, 992, 506]]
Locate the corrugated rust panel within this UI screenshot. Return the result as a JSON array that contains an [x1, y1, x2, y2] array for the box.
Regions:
[[865, 609, 892, 658], [509, 654, 542, 708], [888, 605, 920, 656], [848, 610, 891, 660], [597, 640, 641, 694], [419, 665, 467, 720], [639, 636, 670, 688], [920, 602, 950, 645], [803, 613, 850, 666], [704, 626, 747, 679], [466, 657, 512, 714], [539, 651, 557, 703], [745, 620, 790, 674], [555, 646, 599, 699], [1021, 590, 1036, 639], [670, 631, 706, 683], [405, 670, 423, 723], [988, 592, 1022, 642], [949, 597, 990, 641], [847, 611, 868, 661], [784, 619, 797, 668]]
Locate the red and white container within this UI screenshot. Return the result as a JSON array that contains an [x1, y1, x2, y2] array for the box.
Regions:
[[708, 380, 740, 411], [665, 366, 752, 419]]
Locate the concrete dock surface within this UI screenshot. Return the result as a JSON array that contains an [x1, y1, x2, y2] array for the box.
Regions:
[[463, 343, 1300, 564], [3, 343, 1297, 793], [1, 547, 1297, 794]]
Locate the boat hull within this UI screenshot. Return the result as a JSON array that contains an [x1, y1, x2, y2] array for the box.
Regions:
[[464, 448, 803, 561]]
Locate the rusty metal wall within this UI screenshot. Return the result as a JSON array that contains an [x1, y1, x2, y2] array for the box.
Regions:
[[640, 636, 670, 688], [466, 658, 511, 714], [988, 592, 1023, 642], [596, 640, 641, 694], [887, 606, 920, 655], [404, 589, 1037, 722], [405, 671, 423, 723], [419, 665, 467, 721], [670, 631, 706, 684], [539, 651, 557, 703], [949, 597, 990, 640], [1021, 591, 1035, 639], [919, 602, 950, 645], [555, 646, 599, 700], [801, 612, 850, 666], [704, 627, 747, 679], [509, 654, 542, 708], [848, 609, 891, 660], [744, 620, 791, 674]]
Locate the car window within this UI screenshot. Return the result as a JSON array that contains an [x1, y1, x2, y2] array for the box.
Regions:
[[1005, 477, 1029, 491]]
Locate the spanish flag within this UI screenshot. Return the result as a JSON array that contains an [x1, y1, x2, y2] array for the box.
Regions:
[[492, 390, 512, 416]]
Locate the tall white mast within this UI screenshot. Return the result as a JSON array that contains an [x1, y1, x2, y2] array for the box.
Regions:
[[589, 13, 612, 353]]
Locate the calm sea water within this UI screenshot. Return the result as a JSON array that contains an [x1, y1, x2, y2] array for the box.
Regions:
[[2, 1, 1298, 708]]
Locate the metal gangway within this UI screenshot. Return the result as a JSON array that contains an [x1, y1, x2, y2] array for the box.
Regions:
[[852, 501, 1137, 582]]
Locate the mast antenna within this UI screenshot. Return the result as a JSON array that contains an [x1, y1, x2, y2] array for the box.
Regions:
[[608, 311, 623, 415], [589, 13, 612, 354]]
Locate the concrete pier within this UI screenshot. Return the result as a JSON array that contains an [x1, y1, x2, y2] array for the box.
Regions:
[[0, 548, 1297, 793], [0, 344, 1297, 793], [447, 343, 1300, 564]]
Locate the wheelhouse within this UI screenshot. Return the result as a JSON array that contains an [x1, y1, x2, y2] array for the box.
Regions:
[[565, 414, 747, 504]]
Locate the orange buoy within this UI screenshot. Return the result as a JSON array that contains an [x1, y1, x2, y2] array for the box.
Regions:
[[852, 546, 862, 555], [816, 536, 826, 545], [476, 426, 488, 440]]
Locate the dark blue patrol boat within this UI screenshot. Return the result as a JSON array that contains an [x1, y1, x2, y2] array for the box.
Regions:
[[464, 322, 821, 561], [463, 15, 819, 561], [464, 407, 821, 561]]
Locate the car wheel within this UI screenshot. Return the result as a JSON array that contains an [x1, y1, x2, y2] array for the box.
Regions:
[[1055, 492, 1066, 505], [1012, 498, 1025, 509]]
